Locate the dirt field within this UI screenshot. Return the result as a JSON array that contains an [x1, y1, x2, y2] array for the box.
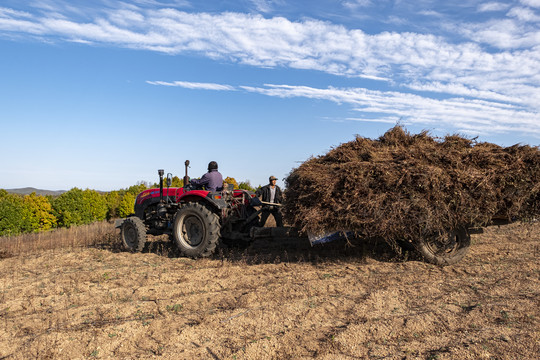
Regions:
[[1, 221, 539, 359]]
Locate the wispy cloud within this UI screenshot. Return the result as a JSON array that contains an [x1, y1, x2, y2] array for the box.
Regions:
[[249, 0, 281, 13], [0, 7, 33, 18], [520, 0, 540, 9], [239, 84, 540, 137], [146, 80, 235, 91], [131, 0, 191, 7], [343, 0, 372, 10], [508, 6, 540, 22], [1, 5, 539, 109], [2, 2, 540, 137], [478, 2, 511, 12], [149, 80, 540, 137]]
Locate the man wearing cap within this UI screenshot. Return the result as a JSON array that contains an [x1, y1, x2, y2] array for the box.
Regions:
[[256, 176, 284, 227]]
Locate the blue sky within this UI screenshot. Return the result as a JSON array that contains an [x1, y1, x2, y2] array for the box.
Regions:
[[1, 0, 539, 191]]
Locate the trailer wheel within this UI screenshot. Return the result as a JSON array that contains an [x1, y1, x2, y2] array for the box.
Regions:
[[121, 217, 146, 252], [173, 203, 220, 258], [415, 227, 471, 265]]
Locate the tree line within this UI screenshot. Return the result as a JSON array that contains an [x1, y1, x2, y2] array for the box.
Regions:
[[0, 176, 256, 237]]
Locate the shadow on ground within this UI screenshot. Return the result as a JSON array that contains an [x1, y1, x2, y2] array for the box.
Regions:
[[102, 232, 417, 265]]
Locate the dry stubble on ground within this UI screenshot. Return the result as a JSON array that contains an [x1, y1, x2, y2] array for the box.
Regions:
[[0, 221, 539, 359]]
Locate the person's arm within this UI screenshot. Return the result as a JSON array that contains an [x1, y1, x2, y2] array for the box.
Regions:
[[191, 173, 210, 188]]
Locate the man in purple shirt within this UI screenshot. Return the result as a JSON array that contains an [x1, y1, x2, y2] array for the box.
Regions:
[[190, 161, 224, 192]]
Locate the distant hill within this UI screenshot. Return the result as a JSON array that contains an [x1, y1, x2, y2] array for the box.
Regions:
[[4, 187, 67, 196]]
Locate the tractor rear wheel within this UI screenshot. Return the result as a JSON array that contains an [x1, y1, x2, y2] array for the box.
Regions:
[[173, 203, 220, 258], [415, 226, 471, 265], [121, 217, 146, 252]]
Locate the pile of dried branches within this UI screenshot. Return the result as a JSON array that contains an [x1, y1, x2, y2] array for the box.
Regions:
[[283, 126, 540, 243]]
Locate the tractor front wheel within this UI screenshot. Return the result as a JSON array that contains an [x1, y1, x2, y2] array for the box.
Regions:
[[121, 216, 146, 252], [173, 203, 220, 258], [415, 226, 471, 265]]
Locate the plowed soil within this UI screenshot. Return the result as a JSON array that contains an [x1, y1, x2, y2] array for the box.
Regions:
[[1, 221, 539, 359]]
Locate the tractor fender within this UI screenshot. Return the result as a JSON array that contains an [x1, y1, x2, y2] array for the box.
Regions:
[[134, 197, 161, 219], [134, 187, 182, 219]]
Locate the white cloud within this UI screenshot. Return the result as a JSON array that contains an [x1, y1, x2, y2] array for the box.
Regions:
[[0, 7, 34, 18], [418, 10, 443, 17], [238, 83, 539, 136], [108, 9, 145, 27], [507, 6, 540, 21], [345, 117, 399, 124], [149, 79, 540, 139], [0, 12, 45, 34], [30, 0, 65, 13], [2, 4, 540, 135], [131, 0, 191, 7], [343, 0, 372, 10], [520, 0, 540, 8], [146, 80, 236, 91], [249, 0, 281, 13], [478, 2, 511, 12], [458, 18, 540, 50], [0, 7, 536, 78], [405, 81, 519, 103]]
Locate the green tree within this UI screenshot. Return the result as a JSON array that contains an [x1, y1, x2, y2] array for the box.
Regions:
[[53, 188, 107, 228], [117, 192, 136, 218], [53, 188, 85, 227], [126, 183, 147, 196], [23, 192, 56, 231], [104, 190, 122, 220], [238, 181, 256, 192], [171, 176, 184, 187], [105, 182, 154, 220], [82, 189, 108, 222], [0, 192, 33, 236]]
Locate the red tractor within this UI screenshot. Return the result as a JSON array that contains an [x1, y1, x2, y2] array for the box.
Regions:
[[116, 161, 282, 257]]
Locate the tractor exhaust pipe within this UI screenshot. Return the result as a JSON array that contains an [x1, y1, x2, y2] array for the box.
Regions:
[[158, 169, 164, 202], [184, 160, 190, 187]]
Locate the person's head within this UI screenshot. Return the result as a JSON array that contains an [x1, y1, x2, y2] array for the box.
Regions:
[[269, 175, 278, 185], [208, 161, 218, 171]]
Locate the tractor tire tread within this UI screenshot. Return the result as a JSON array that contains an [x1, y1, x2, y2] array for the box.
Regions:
[[121, 216, 146, 252], [173, 202, 220, 258]]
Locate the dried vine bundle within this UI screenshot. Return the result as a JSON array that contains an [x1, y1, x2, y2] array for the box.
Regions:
[[283, 126, 540, 245]]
